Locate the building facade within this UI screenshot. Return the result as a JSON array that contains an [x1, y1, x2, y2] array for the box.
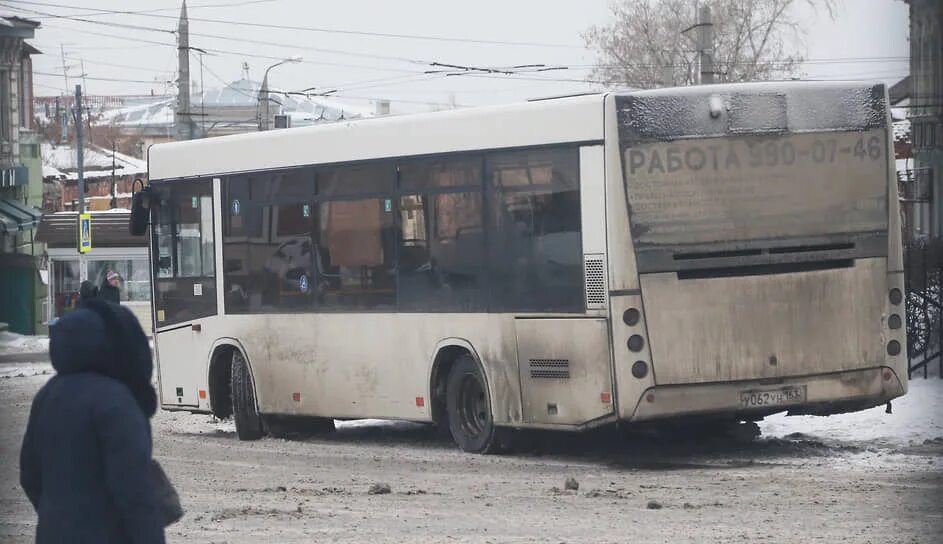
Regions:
[[0, 14, 44, 334], [907, 0, 943, 238]]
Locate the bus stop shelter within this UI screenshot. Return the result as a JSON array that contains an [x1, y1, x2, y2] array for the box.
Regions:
[[34, 211, 152, 333]]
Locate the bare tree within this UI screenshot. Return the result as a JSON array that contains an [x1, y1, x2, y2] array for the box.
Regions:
[[584, 0, 838, 89]]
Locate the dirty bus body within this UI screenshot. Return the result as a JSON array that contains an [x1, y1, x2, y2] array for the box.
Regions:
[[137, 81, 905, 453]]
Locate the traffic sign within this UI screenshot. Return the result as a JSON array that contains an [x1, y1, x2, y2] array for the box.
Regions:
[[78, 213, 92, 253]]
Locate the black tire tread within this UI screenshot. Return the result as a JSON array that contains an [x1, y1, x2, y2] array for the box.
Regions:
[[231, 350, 264, 441], [445, 354, 506, 454]]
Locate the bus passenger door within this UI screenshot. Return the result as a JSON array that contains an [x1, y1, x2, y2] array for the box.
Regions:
[[151, 180, 218, 408], [155, 324, 201, 407], [514, 318, 614, 426]]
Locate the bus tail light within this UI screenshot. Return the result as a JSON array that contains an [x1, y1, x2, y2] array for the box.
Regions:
[[632, 361, 648, 379], [888, 314, 902, 329], [199, 389, 207, 399], [887, 340, 901, 357], [889, 288, 903, 305], [292, 392, 301, 402]]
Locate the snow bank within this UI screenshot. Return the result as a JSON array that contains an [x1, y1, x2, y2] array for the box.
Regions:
[[0, 331, 49, 356], [760, 378, 943, 448]]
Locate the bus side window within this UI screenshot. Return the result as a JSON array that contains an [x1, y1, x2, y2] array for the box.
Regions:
[[397, 155, 486, 312], [485, 147, 583, 313], [314, 162, 396, 310]]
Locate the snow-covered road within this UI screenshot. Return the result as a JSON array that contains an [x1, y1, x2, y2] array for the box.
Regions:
[[2, 370, 941, 543]]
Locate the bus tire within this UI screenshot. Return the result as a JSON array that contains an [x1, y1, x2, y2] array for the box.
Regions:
[[231, 350, 264, 441], [445, 354, 504, 454]]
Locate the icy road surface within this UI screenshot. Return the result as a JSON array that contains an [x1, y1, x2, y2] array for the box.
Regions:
[[1, 365, 941, 543]]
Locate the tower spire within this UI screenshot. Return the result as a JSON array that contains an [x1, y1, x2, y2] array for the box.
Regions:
[[175, 0, 192, 140]]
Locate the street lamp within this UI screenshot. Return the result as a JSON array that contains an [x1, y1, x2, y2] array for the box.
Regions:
[[259, 54, 303, 131]]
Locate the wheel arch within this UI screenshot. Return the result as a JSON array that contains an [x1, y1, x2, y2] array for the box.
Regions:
[[428, 338, 490, 429], [206, 338, 257, 418]]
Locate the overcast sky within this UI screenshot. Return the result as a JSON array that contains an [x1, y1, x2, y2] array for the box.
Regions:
[[12, 0, 910, 113]]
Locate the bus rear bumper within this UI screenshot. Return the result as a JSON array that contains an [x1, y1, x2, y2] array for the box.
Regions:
[[626, 366, 906, 422]]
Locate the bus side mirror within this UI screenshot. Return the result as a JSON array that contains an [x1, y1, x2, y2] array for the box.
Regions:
[[129, 179, 151, 236]]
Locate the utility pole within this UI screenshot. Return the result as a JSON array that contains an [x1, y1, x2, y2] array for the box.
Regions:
[[259, 75, 270, 131], [110, 140, 117, 209], [59, 44, 69, 93], [175, 0, 192, 141], [74, 85, 85, 215], [697, 5, 714, 84]]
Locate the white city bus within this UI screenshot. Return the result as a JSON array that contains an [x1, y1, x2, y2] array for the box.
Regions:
[[134, 81, 907, 453]]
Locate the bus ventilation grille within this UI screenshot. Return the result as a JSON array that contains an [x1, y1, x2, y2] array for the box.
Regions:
[[529, 359, 571, 379], [584, 254, 607, 308]]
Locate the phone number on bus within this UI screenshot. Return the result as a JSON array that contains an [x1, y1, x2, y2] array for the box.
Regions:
[[627, 132, 885, 176]]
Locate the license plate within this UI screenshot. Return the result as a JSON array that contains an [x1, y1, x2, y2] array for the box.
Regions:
[[739, 385, 807, 409]]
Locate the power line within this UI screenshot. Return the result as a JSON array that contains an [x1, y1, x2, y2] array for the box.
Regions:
[[32, 42, 165, 51], [37, 22, 426, 76], [9, 0, 583, 49], [51, 54, 175, 74], [26, 7, 916, 79], [7, 0, 280, 18], [33, 70, 169, 85], [0, 2, 176, 34], [39, 22, 177, 47]]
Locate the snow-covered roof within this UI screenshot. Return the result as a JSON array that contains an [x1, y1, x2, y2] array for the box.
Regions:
[[42, 164, 64, 178], [90, 78, 373, 129], [893, 118, 911, 144], [41, 142, 147, 180], [97, 97, 175, 128]]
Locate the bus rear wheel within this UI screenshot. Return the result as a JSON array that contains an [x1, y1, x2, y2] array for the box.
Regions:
[[231, 350, 264, 441], [446, 354, 505, 454]]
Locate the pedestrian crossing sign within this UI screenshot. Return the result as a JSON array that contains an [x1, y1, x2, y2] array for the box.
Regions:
[[78, 213, 92, 253]]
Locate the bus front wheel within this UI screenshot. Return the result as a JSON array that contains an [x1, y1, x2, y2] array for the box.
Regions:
[[231, 350, 264, 441], [446, 354, 505, 454]]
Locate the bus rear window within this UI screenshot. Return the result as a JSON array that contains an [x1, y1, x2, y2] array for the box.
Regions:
[[622, 129, 888, 249]]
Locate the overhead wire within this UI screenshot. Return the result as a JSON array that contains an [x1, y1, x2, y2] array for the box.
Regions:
[[33, 70, 170, 85], [0, 2, 176, 34], [7, 0, 583, 49], [5, 0, 280, 18]]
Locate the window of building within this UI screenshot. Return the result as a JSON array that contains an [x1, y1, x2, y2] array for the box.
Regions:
[[485, 147, 583, 312], [87, 259, 151, 302], [0, 70, 10, 142], [52, 259, 81, 318]]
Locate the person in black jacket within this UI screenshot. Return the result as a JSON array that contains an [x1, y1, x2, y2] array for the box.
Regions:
[[20, 299, 164, 544], [99, 269, 122, 304], [78, 280, 98, 307]]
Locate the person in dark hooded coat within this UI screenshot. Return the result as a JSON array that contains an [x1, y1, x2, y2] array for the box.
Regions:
[[78, 279, 98, 306], [99, 269, 122, 304], [20, 298, 165, 544]]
